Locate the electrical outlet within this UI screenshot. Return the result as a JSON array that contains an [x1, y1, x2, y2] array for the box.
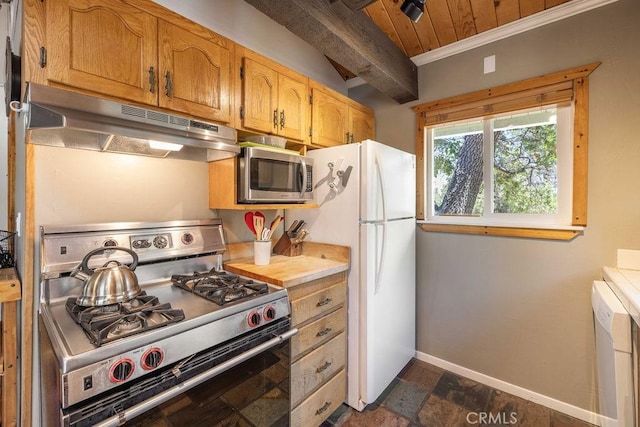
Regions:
[[484, 55, 496, 74]]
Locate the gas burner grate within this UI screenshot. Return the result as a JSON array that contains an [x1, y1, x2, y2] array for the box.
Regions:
[[65, 292, 185, 347], [171, 269, 269, 305]]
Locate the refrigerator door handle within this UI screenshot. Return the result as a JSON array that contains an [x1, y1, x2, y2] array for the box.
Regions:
[[374, 222, 386, 295], [374, 150, 387, 222]]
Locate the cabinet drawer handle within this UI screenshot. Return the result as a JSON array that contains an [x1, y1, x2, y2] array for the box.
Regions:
[[316, 361, 332, 373], [316, 401, 332, 415], [149, 67, 156, 93], [280, 110, 286, 129], [316, 327, 332, 337], [316, 297, 332, 307], [273, 109, 279, 128], [165, 71, 173, 97]]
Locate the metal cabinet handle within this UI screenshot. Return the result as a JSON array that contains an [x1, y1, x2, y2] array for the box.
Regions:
[[350, 132, 354, 144], [316, 401, 332, 415], [280, 110, 286, 129], [165, 71, 172, 97], [316, 327, 332, 337], [316, 297, 332, 307], [149, 67, 156, 93], [273, 109, 279, 129], [316, 361, 332, 373]]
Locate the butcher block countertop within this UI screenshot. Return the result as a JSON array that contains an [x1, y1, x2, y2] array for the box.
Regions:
[[224, 242, 349, 288]]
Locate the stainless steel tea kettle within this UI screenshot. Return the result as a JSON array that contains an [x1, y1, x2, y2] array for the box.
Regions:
[[72, 247, 141, 306]]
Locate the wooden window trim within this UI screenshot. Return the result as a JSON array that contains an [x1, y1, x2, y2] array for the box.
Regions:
[[412, 62, 600, 240]]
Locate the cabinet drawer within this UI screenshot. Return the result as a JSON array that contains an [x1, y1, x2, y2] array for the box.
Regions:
[[291, 307, 345, 360], [290, 281, 346, 326], [290, 369, 346, 427], [291, 332, 345, 407]]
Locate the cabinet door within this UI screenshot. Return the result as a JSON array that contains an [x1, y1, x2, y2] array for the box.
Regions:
[[46, 0, 157, 105], [158, 21, 232, 123], [242, 57, 279, 134], [349, 107, 375, 143], [311, 89, 349, 147], [277, 74, 308, 141]]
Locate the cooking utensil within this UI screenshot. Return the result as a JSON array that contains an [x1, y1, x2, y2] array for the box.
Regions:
[[287, 220, 299, 234], [253, 215, 265, 241], [244, 212, 256, 236], [72, 247, 140, 306], [266, 215, 283, 240], [294, 229, 309, 244], [292, 220, 305, 234]]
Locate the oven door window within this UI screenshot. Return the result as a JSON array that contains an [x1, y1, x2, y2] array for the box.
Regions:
[[250, 158, 302, 193]]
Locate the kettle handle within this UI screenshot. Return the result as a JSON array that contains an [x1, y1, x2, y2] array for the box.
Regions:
[[80, 247, 139, 275]]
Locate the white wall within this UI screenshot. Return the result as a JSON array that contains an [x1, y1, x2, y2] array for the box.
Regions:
[[349, 0, 640, 416]]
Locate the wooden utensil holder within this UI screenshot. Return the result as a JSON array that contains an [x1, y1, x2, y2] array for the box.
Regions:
[[273, 233, 303, 257]]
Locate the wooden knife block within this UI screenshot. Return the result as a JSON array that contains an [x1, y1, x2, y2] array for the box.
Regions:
[[273, 233, 302, 257]]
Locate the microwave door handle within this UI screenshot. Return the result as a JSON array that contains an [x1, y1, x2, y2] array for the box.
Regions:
[[298, 158, 308, 198]]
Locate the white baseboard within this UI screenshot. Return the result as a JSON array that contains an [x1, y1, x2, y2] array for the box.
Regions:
[[415, 351, 606, 426]]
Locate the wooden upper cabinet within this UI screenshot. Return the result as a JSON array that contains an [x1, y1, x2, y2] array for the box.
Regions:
[[349, 106, 375, 143], [241, 55, 308, 142], [310, 82, 375, 147], [43, 0, 233, 123], [158, 20, 232, 123], [311, 88, 349, 147], [46, 0, 158, 105], [242, 57, 279, 134], [277, 74, 307, 141]]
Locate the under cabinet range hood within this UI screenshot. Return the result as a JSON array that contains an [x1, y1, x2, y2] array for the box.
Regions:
[[24, 83, 239, 161]]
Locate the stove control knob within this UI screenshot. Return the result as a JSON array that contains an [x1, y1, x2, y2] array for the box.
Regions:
[[181, 232, 194, 245], [153, 236, 168, 249], [264, 305, 276, 321], [248, 310, 262, 327], [141, 347, 164, 370], [110, 358, 134, 383], [103, 239, 118, 248]]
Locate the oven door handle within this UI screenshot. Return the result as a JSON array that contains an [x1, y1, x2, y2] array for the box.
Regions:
[[92, 328, 298, 427]]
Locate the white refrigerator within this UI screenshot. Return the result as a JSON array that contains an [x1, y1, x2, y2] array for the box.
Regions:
[[288, 139, 416, 411]]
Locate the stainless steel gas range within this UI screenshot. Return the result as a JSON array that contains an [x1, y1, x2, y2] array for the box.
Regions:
[[38, 219, 297, 426]]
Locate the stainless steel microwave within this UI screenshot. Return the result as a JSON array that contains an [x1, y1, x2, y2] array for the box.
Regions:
[[238, 147, 314, 203]]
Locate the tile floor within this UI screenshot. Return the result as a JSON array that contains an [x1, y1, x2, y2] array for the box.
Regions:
[[322, 358, 598, 427]]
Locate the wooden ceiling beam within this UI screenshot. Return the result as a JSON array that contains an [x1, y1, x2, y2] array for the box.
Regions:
[[244, 0, 419, 103]]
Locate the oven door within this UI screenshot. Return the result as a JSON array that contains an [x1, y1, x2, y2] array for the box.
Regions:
[[44, 318, 297, 427], [238, 147, 314, 203]]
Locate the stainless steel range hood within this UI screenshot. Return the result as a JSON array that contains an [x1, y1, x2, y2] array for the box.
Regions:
[[24, 83, 239, 161]]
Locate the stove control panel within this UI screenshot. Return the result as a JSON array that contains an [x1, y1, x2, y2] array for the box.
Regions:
[[41, 220, 227, 276], [131, 233, 173, 251]]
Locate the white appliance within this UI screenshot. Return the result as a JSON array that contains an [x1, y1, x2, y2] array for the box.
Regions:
[[288, 139, 416, 411], [592, 280, 634, 427]]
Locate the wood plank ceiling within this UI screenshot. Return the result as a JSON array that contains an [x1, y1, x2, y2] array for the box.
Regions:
[[332, 0, 574, 79]]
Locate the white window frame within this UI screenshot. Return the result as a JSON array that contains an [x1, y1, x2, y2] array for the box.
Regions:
[[424, 105, 576, 229]]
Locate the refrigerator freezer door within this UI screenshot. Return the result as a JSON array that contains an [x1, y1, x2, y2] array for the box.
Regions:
[[360, 218, 415, 405], [360, 140, 416, 222], [290, 144, 361, 246]]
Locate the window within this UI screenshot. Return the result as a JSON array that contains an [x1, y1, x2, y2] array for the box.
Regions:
[[412, 63, 601, 240], [428, 105, 572, 226]]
